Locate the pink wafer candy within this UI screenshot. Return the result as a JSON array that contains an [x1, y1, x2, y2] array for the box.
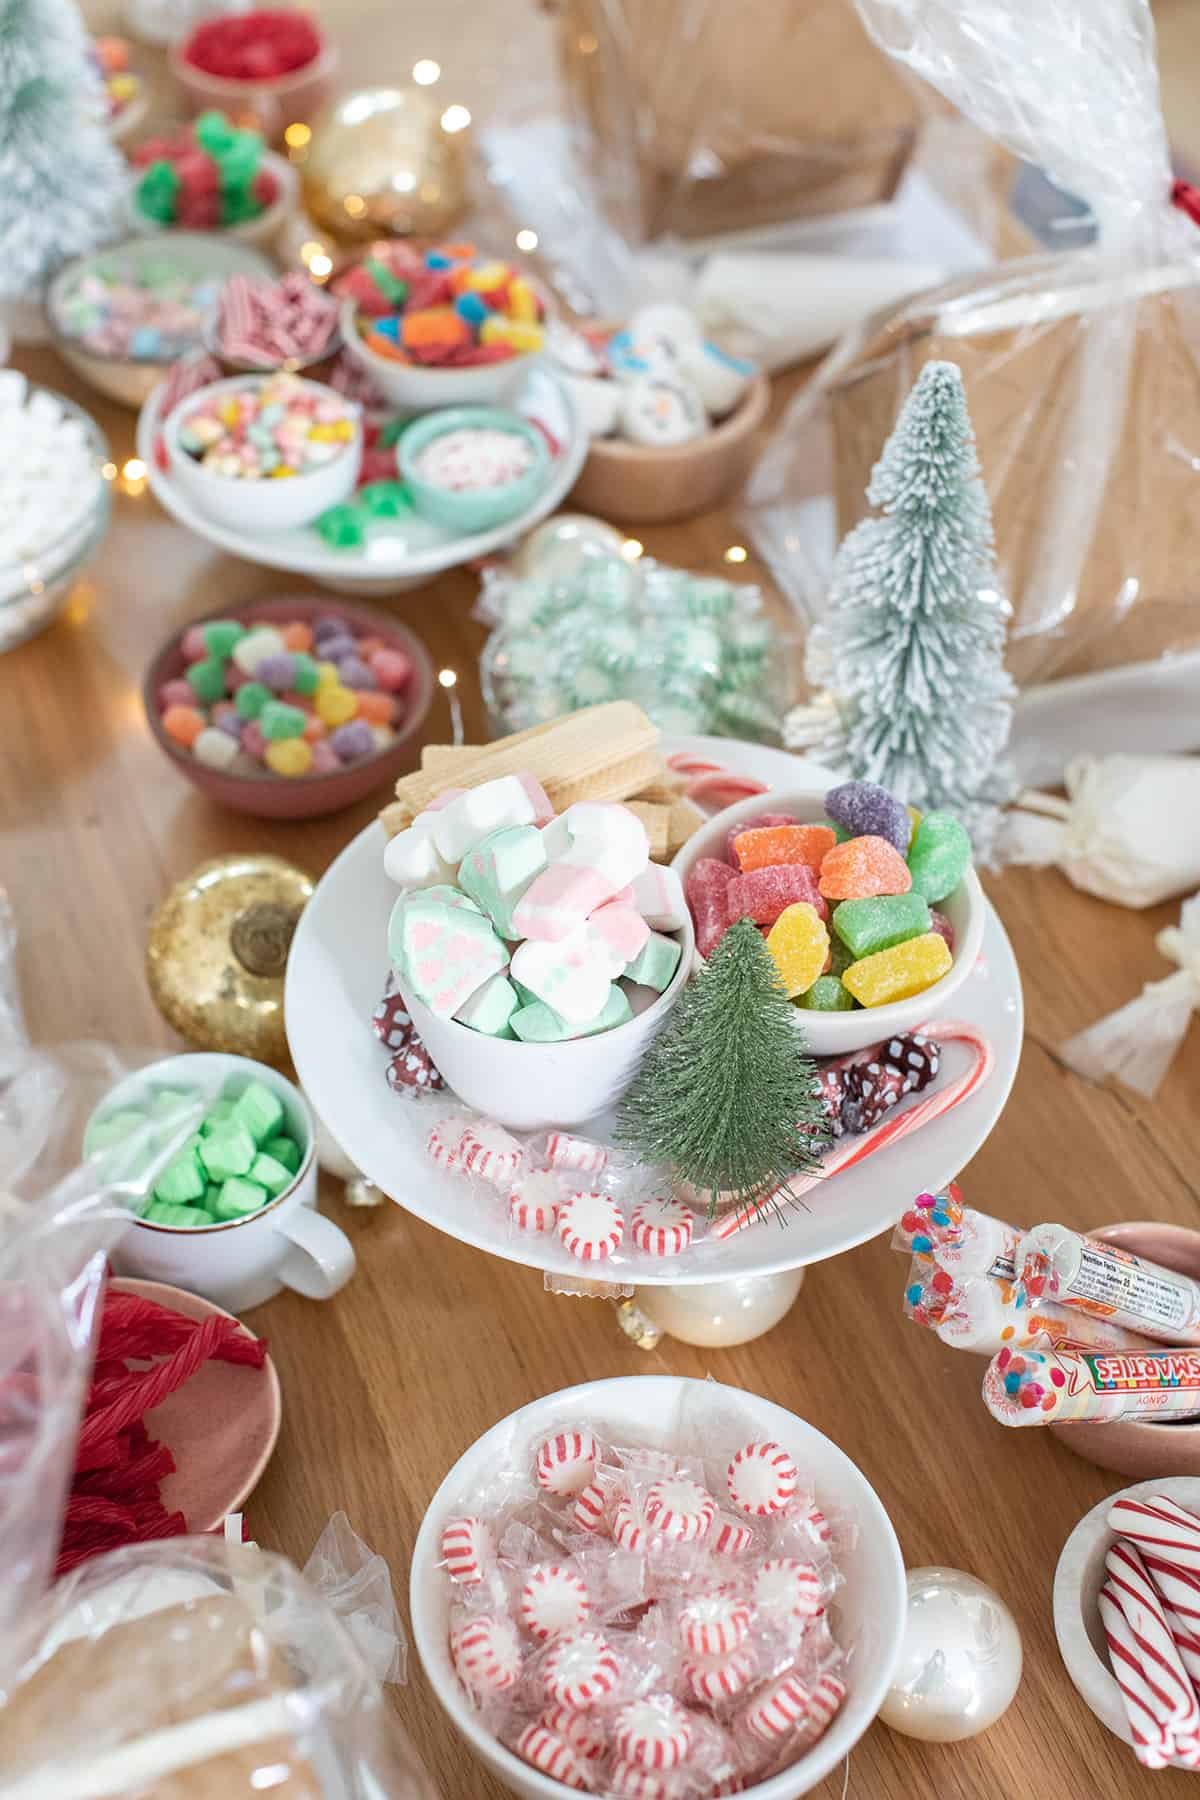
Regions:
[[450, 1614, 521, 1694], [792, 1673, 846, 1750], [440, 1515, 492, 1585], [515, 1723, 590, 1790], [614, 1695, 692, 1770], [727, 1441, 799, 1516], [542, 1629, 621, 1709], [513, 860, 622, 942], [541, 1705, 607, 1761], [1108, 1494, 1200, 1574], [726, 862, 827, 928], [573, 1478, 615, 1535], [607, 1763, 668, 1800], [744, 1670, 811, 1743], [588, 899, 651, 972], [521, 1563, 591, 1640], [680, 1591, 751, 1657], [557, 1190, 624, 1261], [712, 1515, 755, 1556], [545, 1131, 609, 1176], [685, 1644, 756, 1703], [631, 1197, 694, 1257], [724, 812, 796, 863], [1106, 1541, 1199, 1731], [753, 1557, 823, 1623], [459, 1120, 523, 1187], [1100, 1582, 1178, 1768], [645, 1475, 716, 1543], [685, 856, 735, 958], [536, 1428, 601, 1496], [425, 1117, 467, 1170], [509, 1170, 562, 1234]]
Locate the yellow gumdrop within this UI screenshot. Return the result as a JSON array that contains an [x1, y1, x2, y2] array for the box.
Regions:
[[765, 902, 829, 999], [316, 660, 340, 688], [264, 737, 313, 778], [842, 932, 952, 1007], [315, 684, 358, 727]]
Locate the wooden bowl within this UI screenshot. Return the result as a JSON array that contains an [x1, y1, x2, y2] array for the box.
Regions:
[[568, 371, 770, 525], [1047, 1221, 1200, 1477]]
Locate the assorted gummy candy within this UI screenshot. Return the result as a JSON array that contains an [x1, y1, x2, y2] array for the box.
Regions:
[[131, 111, 278, 231], [684, 780, 970, 1010], [336, 240, 545, 369]]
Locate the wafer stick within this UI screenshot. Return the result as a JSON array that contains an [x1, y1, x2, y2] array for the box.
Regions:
[[625, 802, 670, 860]]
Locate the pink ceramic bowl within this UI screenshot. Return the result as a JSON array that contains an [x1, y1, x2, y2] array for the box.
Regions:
[[169, 35, 338, 145], [1047, 1221, 1200, 1478], [143, 594, 434, 820]]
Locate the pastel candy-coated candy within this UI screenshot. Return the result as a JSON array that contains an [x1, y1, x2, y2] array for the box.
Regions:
[[832, 893, 931, 958], [259, 700, 307, 741], [511, 984, 632, 1042], [630, 863, 687, 932], [159, 677, 195, 710], [163, 704, 205, 747], [726, 863, 826, 928], [329, 720, 374, 762], [255, 651, 297, 691], [193, 726, 241, 771], [818, 836, 912, 901], [723, 812, 795, 864], [240, 720, 267, 760], [372, 647, 412, 692], [356, 689, 396, 725], [265, 738, 312, 776], [181, 625, 208, 662], [732, 823, 835, 873], [338, 654, 376, 689], [559, 801, 650, 890], [587, 900, 650, 973], [623, 929, 681, 993], [765, 902, 830, 998], [316, 685, 358, 727], [281, 621, 313, 651], [232, 624, 286, 674], [907, 811, 972, 903], [929, 909, 955, 951], [389, 893, 509, 1018], [202, 619, 244, 658], [842, 932, 953, 1007], [235, 680, 270, 719], [459, 824, 547, 936], [797, 973, 856, 1012], [824, 780, 911, 854], [432, 774, 538, 863], [512, 859, 621, 943], [290, 652, 320, 695], [186, 656, 227, 704], [310, 740, 339, 774], [511, 932, 613, 1023], [686, 856, 735, 957], [455, 971, 519, 1037]]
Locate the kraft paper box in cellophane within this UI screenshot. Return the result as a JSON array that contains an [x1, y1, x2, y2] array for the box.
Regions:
[[746, 0, 1200, 776]]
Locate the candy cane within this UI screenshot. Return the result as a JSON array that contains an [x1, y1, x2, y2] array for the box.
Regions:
[[1100, 1583, 1176, 1767], [1105, 1542, 1200, 1732], [1108, 1495, 1200, 1575]]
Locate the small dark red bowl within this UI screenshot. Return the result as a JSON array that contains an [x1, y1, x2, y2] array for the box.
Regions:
[[143, 593, 434, 820]]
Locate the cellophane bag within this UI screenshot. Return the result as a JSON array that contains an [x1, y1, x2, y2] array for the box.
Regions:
[[0, 1532, 439, 1799], [746, 0, 1200, 728]]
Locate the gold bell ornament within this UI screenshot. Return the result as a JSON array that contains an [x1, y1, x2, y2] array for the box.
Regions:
[[298, 86, 470, 244]]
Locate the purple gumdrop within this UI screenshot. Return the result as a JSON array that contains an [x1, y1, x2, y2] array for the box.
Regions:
[[330, 720, 375, 763], [313, 614, 347, 643], [337, 654, 377, 690], [214, 710, 243, 740], [316, 632, 357, 664], [255, 652, 297, 692], [824, 780, 911, 854]]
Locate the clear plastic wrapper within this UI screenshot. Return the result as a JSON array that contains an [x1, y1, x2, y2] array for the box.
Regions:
[[0, 1531, 438, 1799], [433, 1393, 853, 1795], [746, 0, 1200, 732]]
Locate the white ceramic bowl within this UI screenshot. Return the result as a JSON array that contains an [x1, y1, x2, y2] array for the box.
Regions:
[[1053, 1475, 1200, 1771], [672, 786, 985, 1057], [410, 1375, 906, 1799], [339, 295, 543, 412], [164, 372, 362, 533]]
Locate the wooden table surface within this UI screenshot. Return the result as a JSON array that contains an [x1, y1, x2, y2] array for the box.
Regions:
[[9, 12, 1200, 1798]]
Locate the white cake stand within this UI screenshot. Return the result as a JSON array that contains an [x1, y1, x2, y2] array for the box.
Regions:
[[286, 739, 1024, 1342]]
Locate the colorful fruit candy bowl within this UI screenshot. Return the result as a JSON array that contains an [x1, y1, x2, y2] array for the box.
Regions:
[[128, 113, 299, 253], [163, 371, 362, 532], [410, 1374, 905, 1800], [143, 595, 434, 819], [398, 406, 551, 534], [673, 784, 985, 1057], [170, 9, 338, 144], [47, 234, 274, 409], [91, 35, 150, 143]]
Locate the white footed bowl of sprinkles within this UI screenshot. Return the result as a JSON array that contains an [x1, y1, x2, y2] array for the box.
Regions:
[[0, 374, 112, 653], [411, 1374, 906, 1800], [398, 406, 550, 534], [164, 371, 361, 533]]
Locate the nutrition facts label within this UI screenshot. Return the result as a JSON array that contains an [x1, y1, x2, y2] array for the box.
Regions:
[[1064, 1243, 1194, 1333]]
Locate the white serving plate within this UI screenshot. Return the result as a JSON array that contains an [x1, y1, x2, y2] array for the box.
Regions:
[[286, 738, 1023, 1283], [136, 365, 587, 595]]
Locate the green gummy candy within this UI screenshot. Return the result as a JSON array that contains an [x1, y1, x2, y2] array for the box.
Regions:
[[144, 1201, 211, 1228], [186, 656, 227, 705], [259, 699, 307, 741], [290, 653, 320, 695], [202, 620, 244, 658], [827, 934, 855, 977], [797, 975, 856, 1012], [232, 1080, 284, 1144], [359, 480, 412, 518], [198, 1122, 256, 1181], [378, 417, 408, 449], [218, 131, 262, 188], [624, 931, 682, 993], [458, 825, 547, 937], [317, 504, 365, 549], [136, 161, 180, 222], [511, 985, 632, 1042], [833, 893, 931, 959], [86, 1108, 147, 1153], [248, 1152, 293, 1196], [907, 811, 972, 904], [214, 1176, 269, 1219], [821, 817, 852, 845], [195, 110, 235, 154], [264, 1133, 301, 1173], [153, 1148, 206, 1205], [363, 257, 409, 305], [234, 681, 271, 720], [201, 1098, 236, 1133]]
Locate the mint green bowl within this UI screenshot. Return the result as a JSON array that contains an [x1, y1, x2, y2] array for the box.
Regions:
[[397, 406, 549, 533]]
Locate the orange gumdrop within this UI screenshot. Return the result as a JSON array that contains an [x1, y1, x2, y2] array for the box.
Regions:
[[281, 621, 313, 652], [302, 715, 326, 742], [356, 635, 386, 659], [818, 835, 912, 900], [355, 689, 395, 724], [733, 823, 836, 873], [162, 704, 205, 747]]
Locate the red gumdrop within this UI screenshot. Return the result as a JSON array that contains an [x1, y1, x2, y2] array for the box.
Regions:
[[725, 861, 827, 928], [686, 859, 735, 958], [930, 909, 956, 951], [406, 270, 455, 311], [177, 196, 221, 230]]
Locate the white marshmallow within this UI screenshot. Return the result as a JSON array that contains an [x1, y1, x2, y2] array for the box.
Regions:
[[511, 932, 613, 1023], [383, 815, 456, 890], [431, 775, 538, 864], [619, 376, 707, 448], [539, 816, 573, 862], [560, 802, 650, 891], [630, 863, 688, 932]]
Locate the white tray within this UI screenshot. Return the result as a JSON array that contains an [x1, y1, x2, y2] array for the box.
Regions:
[[286, 737, 1024, 1284], [136, 366, 588, 595]]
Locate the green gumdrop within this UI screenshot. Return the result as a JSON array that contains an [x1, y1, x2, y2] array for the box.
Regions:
[[796, 975, 856, 1012], [358, 481, 412, 518], [317, 504, 366, 549], [907, 812, 972, 904], [136, 161, 181, 223], [259, 699, 307, 741], [201, 1098, 236, 1133], [821, 817, 852, 845], [290, 653, 320, 695], [363, 258, 409, 306], [235, 681, 271, 720], [85, 1108, 147, 1153], [249, 1152, 294, 1196], [218, 130, 262, 188], [832, 892, 932, 959], [827, 934, 855, 977], [186, 656, 227, 704], [194, 110, 236, 155], [203, 620, 245, 658]]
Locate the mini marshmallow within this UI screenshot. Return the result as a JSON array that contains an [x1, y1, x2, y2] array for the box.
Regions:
[[630, 863, 688, 932], [432, 774, 539, 863], [383, 793, 467, 891], [560, 802, 651, 890]]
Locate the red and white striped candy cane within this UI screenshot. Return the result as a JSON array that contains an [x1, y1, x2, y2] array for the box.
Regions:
[[1108, 1495, 1200, 1575], [1106, 1542, 1200, 1733], [1099, 1582, 1176, 1768], [1141, 1550, 1200, 1623]]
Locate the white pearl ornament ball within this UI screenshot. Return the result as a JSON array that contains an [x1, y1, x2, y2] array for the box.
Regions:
[[878, 1567, 1022, 1742]]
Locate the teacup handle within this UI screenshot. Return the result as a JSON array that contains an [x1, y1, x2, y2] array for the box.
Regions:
[[274, 1207, 356, 1300]]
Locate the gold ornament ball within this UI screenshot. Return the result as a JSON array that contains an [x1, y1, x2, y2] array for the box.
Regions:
[[145, 854, 314, 1065], [299, 86, 470, 244]]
